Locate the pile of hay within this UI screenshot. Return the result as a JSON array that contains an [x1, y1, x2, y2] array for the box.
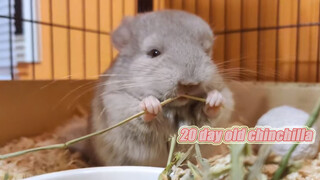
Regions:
[[167, 147, 320, 180], [0, 115, 90, 180]]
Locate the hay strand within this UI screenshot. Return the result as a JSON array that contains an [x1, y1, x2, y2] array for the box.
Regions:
[[0, 96, 205, 160], [272, 97, 320, 180]]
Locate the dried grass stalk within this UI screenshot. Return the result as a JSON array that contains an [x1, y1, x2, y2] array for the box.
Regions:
[[0, 95, 205, 160], [272, 97, 320, 180]]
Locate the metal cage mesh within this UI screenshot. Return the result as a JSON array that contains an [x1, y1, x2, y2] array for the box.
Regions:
[[0, 0, 319, 82]]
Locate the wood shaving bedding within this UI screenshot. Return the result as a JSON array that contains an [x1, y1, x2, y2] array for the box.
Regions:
[[283, 154, 320, 180], [0, 115, 90, 180], [170, 151, 320, 179]]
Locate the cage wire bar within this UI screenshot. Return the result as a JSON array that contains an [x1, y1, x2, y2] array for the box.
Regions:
[[30, 0, 35, 79], [275, 0, 280, 82], [8, 0, 14, 80], [318, 0, 320, 82], [256, 0, 261, 81], [295, 0, 301, 82], [82, 0, 86, 79], [0, 0, 319, 82], [224, 0, 229, 71], [49, 0, 54, 79], [66, 0, 71, 79]]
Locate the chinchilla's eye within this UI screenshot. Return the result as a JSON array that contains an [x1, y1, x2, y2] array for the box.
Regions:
[[147, 49, 161, 58]]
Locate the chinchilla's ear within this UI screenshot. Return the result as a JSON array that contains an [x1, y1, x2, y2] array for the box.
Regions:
[[111, 17, 134, 51]]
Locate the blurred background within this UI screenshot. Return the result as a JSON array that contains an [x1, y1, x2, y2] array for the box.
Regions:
[[0, 0, 319, 82]]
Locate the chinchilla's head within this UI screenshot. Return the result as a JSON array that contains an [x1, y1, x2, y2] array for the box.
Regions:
[[111, 10, 223, 106]]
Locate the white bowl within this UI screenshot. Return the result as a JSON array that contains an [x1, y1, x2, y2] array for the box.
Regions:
[[24, 166, 164, 180]]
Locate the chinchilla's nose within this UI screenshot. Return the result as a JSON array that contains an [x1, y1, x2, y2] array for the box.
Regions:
[[177, 81, 200, 95]]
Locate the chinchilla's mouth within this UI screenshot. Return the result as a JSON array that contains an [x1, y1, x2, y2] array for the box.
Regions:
[[164, 88, 205, 105], [170, 98, 190, 107], [162, 92, 190, 106]]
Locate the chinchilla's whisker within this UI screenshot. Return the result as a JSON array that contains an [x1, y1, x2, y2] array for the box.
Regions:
[[51, 81, 100, 110], [110, 80, 166, 91], [99, 74, 136, 77], [98, 84, 149, 97], [57, 81, 99, 101], [95, 79, 168, 100], [63, 82, 138, 109], [56, 76, 165, 108], [57, 79, 141, 108], [97, 106, 107, 122], [99, 79, 169, 97], [215, 57, 247, 64], [214, 56, 293, 68], [218, 67, 292, 81], [39, 75, 92, 90]]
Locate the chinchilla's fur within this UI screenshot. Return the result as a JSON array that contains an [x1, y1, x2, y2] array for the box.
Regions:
[[89, 10, 234, 166]]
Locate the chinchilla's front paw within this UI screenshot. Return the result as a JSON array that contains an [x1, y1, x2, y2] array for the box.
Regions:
[[203, 90, 225, 118], [139, 96, 162, 122]]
